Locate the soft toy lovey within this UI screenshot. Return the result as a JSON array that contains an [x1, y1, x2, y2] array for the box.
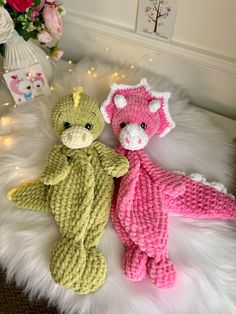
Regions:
[[8, 87, 129, 294], [101, 78, 236, 289]]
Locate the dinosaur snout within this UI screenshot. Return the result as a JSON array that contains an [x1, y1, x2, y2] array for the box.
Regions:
[[119, 123, 149, 151], [61, 126, 94, 149], [126, 124, 140, 137]]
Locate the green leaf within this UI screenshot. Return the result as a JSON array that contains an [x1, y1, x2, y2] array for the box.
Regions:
[[15, 25, 36, 41], [58, 7, 63, 14], [17, 15, 25, 22], [34, 0, 41, 5]]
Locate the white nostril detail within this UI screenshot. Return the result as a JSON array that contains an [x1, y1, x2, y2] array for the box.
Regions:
[[126, 123, 139, 136]]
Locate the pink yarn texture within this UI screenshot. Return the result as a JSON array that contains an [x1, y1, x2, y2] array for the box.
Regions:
[[101, 79, 236, 289]]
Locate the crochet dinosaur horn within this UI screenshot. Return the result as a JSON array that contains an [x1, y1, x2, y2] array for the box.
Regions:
[[150, 91, 174, 137], [73, 86, 84, 108]]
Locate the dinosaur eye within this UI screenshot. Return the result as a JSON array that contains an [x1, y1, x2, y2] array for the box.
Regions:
[[64, 122, 71, 129], [140, 122, 147, 129], [85, 123, 93, 130], [120, 122, 126, 129]]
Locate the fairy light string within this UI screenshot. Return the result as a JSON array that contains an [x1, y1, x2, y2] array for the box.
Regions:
[[0, 46, 155, 161], [1, 47, 154, 101]]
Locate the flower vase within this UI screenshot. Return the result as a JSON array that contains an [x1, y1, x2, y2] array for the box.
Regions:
[[3, 31, 52, 81]]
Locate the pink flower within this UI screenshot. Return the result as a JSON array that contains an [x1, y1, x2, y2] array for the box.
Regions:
[[7, 0, 33, 12], [42, 2, 62, 39], [31, 6, 40, 21], [51, 48, 63, 60], [37, 31, 53, 43]]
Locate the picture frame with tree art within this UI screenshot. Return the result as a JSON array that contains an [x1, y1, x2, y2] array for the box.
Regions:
[[136, 0, 178, 41]]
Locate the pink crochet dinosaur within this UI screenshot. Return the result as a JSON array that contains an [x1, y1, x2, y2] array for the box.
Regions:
[[101, 78, 236, 289]]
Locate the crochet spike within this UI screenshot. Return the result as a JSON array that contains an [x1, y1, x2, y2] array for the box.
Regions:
[[73, 86, 84, 108]]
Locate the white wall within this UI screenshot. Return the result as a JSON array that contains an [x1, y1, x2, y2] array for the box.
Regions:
[[174, 0, 236, 59], [62, 0, 236, 119], [65, 0, 236, 59], [65, 0, 138, 29]]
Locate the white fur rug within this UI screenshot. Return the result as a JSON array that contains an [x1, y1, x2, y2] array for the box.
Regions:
[[0, 58, 235, 314]]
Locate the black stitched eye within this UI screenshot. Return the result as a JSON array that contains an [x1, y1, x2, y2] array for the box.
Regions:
[[140, 122, 147, 129], [64, 122, 71, 129], [120, 122, 126, 129], [85, 123, 93, 130]]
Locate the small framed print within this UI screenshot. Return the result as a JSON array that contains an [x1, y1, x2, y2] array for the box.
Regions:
[[3, 64, 50, 105], [136, 0, 178, 41]]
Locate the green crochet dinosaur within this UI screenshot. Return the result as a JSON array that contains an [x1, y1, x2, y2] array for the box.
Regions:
[[7, 87, 129, 294]]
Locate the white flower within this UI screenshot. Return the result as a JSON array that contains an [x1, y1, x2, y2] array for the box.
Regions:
[[0, 7, 14, 44]]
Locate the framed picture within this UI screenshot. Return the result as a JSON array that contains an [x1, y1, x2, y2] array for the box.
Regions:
[[3, 64, 50, 105], [136, 0, 179, 41]]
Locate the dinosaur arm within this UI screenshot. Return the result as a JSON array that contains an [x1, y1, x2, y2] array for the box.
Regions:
[[41, 145, 71, 185], [92, 141, 129, 178]]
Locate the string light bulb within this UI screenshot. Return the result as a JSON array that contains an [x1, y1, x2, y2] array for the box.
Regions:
[[130, 65, 135, 69], [1, 117, 12, 127], [93, 73, 97, 78], [2, 136, 13, 146], [105, 47, 110, 52], [113, 72, 118, 77], [46, 55, 50, 59], [68, 60, 72, 65], [91, 67, 95, 71], [149, 57, 153, 62], [87, 70, 92, 75], [121, 74, 125, 79], [68, 68, 72, 72], [0, 117, 13, 134], [15, 166, 23, 177], [50, 85, 54, 91]]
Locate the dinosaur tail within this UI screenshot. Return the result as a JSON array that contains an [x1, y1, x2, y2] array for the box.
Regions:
[[166, 174, 236, 219], [7, 178, 51, 212]]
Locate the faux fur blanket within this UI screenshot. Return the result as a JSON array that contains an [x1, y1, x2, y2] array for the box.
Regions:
[[0, 58, 235, 314]]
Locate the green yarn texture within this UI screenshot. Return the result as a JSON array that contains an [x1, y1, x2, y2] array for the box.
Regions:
[[8, 88, 129, 294]]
